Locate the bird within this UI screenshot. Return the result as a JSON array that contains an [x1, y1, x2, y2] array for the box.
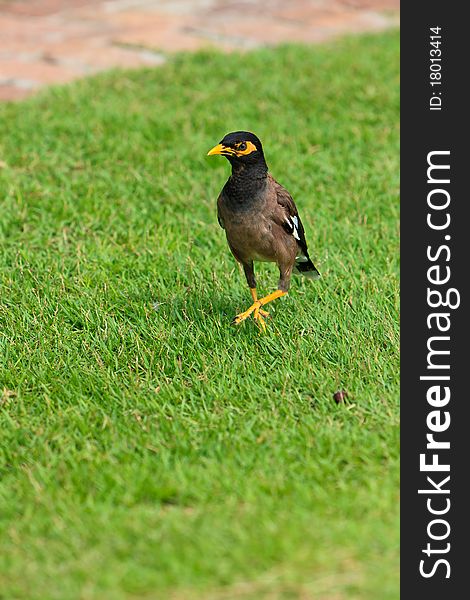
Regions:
[[207, 131, 320, 331]]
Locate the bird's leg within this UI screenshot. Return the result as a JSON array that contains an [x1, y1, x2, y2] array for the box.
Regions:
[[253, 289, 287, 331], [233, 289, 286, 330], [232, 262, 270, 326]]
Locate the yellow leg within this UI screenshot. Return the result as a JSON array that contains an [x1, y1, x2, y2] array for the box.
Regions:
[[233, 289, 287, 330]]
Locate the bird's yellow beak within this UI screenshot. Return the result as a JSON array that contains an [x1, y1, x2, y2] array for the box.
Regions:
[[207, 143, 234, 156]]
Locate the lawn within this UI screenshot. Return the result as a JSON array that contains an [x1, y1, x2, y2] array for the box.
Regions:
[[0, 31, 399, 599]]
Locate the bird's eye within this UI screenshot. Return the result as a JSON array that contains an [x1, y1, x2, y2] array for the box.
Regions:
[[239, 142, 247, 151]]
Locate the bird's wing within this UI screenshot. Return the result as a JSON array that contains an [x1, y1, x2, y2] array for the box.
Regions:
[[269, 175, 309, 257]]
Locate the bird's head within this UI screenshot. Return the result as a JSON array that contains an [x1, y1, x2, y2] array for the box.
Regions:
[[207, 131, 265, 168]]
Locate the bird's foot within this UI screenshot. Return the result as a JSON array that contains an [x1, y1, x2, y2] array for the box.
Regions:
[[232, 301, 270, 330]]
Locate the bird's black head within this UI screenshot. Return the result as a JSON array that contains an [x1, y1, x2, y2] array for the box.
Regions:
[[207, 131, 266, 169]]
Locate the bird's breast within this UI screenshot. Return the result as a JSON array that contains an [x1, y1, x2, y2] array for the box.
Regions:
[[224, 211, 277, 263]]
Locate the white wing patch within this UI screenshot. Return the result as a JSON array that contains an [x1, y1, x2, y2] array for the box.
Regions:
[[286, 215, 300, 241]]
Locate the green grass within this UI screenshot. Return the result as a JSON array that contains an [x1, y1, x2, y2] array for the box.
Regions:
[[0, 31, 399, 600]]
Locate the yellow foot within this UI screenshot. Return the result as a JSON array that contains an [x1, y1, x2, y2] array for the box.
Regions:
[[232, 301, 270, 328], [232, 290, 286, 331]]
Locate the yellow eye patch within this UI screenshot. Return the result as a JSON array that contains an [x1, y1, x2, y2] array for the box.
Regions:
[[233, 141, 257, 156], [207, 140, 258, 157]]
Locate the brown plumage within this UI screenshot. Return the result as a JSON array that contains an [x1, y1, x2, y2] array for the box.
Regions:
[[208, 131, 320, 330]]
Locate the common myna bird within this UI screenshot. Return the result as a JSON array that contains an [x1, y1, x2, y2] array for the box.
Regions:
[[208, 131, 320, 330]]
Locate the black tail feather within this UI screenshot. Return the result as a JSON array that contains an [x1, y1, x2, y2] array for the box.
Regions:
[[294, 256, 321, 279]]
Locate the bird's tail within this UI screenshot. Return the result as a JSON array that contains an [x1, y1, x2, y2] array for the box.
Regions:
[[294, 253, 321, 280]]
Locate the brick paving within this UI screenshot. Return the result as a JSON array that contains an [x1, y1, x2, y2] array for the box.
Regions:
[[0, 0, 399, 101]]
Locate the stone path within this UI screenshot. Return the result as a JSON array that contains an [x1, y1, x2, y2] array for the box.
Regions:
[[0, 0, 399, 101]]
